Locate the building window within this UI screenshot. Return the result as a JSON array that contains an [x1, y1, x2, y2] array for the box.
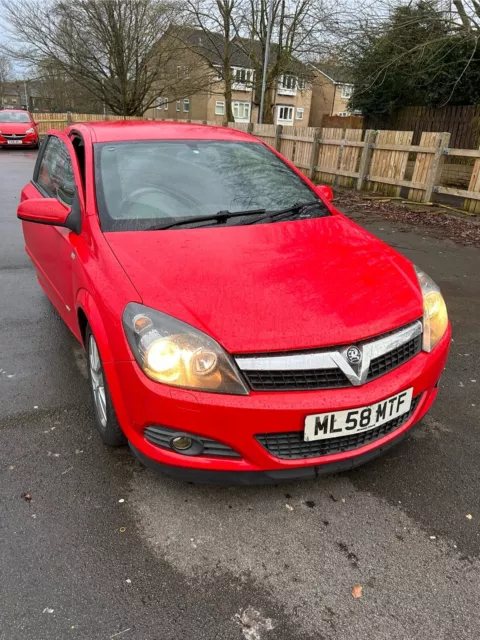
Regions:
[[183, 98, 190, 113], [232, 67, 253, 87], [215, 101, 225, 115], [232, 101, 250, 121], [297, 77, 306, 90], [177, 65, 190, 79], [156, 96, 168, 110], [296, 107, 304, 120], [278, 75, 299, 95], [282, 75, 295, 90], [277, 106, 294, 123], [340, 85, 353, 99], [176, 101, 181, 112]]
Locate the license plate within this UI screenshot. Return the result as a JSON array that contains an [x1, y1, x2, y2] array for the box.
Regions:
[[7, 140, 22, 145], [304, 388, 413, 442]]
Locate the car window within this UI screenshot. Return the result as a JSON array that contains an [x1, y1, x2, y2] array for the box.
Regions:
[[0, 112, 31, 123], [37, 137, 76, 206], [95, 140, 325, 231]]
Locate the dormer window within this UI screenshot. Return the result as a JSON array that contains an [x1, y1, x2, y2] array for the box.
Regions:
[[232, 67, 254, 90], [278, 75, 299, 95]]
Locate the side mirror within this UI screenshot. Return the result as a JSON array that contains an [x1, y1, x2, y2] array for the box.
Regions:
[[34, 120, 39, 126], [316, 185, 334, 202], [18, 198, 71, 227]]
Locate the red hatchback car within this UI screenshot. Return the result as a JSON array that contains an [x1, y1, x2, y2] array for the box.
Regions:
[[17, 122, 451, 483], [0, 109, 39, 148]]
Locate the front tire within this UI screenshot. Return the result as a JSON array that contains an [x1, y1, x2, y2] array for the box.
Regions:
[[86, 325, 126, 446]]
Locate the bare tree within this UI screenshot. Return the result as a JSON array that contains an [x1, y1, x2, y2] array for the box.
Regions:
[[177, 0, 239, 121], [181, 0, 332, 124], [0, 53, 13, 108], [236, 0, 320, 123], [0, 0, 189, 116], [32, 58, 104, 112]]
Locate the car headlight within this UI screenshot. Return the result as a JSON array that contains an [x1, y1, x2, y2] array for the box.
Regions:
[[415, 266, 448, 352], [123, 303, 249, 395], [25, 127, 35, 134]]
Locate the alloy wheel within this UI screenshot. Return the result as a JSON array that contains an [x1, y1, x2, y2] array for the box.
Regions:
[[88, 335, 107, 427]]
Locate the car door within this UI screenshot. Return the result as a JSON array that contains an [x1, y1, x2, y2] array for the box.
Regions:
[[21, 131, 85, 323]]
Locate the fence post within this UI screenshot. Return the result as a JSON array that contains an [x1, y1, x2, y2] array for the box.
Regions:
[[334, 128, 347, 187], [357, 129, 376, 191], [423, 132, 451, 202], [66, 111, 73, 126], [308, 128, 322, 181], [275, 125, 283, 151], [247, 122, 254, 135]]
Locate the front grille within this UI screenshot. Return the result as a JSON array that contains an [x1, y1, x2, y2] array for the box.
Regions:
[[367, 334, 422, 382], [256, 395, 420, 459], [144, 425, 241, 458], [242, 327, 422, 392], [2, 134, 26, 139], [244, 368, 349, 391]]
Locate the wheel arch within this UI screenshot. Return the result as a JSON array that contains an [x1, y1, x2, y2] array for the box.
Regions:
[[75, 289, 115, 363]]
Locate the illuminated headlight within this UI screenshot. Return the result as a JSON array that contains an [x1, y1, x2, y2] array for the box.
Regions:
[[415, 266, 448, 352], [123, 303, 249, 395], [25, 127, 35, 134]]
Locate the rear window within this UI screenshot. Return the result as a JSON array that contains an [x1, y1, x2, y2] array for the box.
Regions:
[[94, 140, 324, 231]]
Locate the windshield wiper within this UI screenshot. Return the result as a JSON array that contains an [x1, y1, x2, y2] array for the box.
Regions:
[[147, 208, 266, 231], [246, 200, 326, 225]]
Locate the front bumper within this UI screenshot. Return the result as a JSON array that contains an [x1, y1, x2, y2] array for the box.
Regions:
[[105, 327, 450, 481], [0, 134, 39, 147]]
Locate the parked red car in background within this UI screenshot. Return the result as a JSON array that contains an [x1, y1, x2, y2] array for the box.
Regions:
[[16, 122, 451, 483], [0, 109, 39, 149]]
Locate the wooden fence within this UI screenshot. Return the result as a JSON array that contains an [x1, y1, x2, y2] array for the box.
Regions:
[[228, 122, 480, 214], [322, 114, 363, 130], [34, 112, 144, 135], [364, 105, 480, 149], [32, 112, 480, 214]]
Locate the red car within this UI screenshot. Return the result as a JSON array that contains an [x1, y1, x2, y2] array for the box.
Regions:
[[0, 109, 40, 148], [17, 122, 451, 483]]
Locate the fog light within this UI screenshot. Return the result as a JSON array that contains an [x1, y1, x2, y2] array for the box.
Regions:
[[171, 435, 193, 451]]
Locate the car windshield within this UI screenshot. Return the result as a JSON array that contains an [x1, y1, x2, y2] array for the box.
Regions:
[[95, 140, 326, 231], [0, 112, 31, 123]]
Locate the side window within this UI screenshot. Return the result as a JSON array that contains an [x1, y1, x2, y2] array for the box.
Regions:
[[37, 137, 76, 207]]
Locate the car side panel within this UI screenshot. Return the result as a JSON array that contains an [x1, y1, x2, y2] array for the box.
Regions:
[[65, 127, 143, 363], [73, 214, 142, 362], [20, 182, 71, 316]]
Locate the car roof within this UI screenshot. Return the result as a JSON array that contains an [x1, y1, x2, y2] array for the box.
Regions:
[[1, 109, 32, 114], [72, 120, 258, 144]]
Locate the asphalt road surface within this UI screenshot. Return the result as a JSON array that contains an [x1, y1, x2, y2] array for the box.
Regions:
[[1, 150, 479, 640]]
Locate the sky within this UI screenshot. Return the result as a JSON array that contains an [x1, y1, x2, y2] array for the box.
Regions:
[[0, 5, 29, 79]]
